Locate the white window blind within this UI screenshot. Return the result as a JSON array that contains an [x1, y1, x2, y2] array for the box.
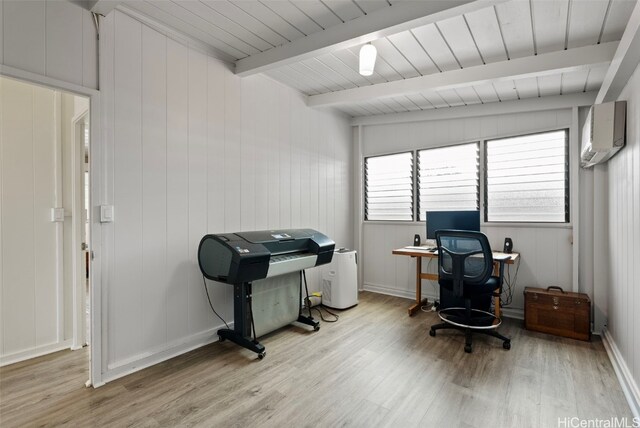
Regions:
[[417, 143, 479, 220], [365, 152, 413, 221], [485, 130, 569, 222]]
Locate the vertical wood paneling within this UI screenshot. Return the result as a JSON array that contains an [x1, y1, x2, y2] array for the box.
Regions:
[[32, 86, 58, 346], [141, 26, 167, 352], [45, 1, 83, 86], [165, 39, 189, 344], [1, 80, 36, 355], [1, 1, 97, 90], [187, 49, 209, 335], [113, 12, 143, 362], [606, 63, 640, 392], [101, 11, 352, 373]]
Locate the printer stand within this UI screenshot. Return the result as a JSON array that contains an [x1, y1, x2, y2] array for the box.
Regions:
[[217, 328, 266, 358], [217, 282, 266, 359], [297, 314, 320, 331]]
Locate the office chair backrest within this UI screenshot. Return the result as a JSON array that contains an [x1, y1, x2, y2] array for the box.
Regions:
[[435, 230, 494, 297]]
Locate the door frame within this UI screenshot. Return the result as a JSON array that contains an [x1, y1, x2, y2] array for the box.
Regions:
[[71, 109, 89, 351], [0, 64, 103, 387]]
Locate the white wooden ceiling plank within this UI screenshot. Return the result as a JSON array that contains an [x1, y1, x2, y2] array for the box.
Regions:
[[346, 45, 403, 81], [436, 15, 483, 67], [561, 68, 590, 94], [336, 105, 359, 117], [266, 69, 318, 94], [472, 83, 500, 103], [301, 57, 358, 89], [531, 0, 568, 54], [372, 38, 420, 79], [268, 67, 321, 94], [353, 0, 389, 14], [464, 6, 508, 63], [231, 1, 305, 42], [307, 42, 617, 106], [537, 74, 562, 97], [601, 0, 637, 43], [513, 76, 539, 99], [347, 103, 373, 116], [392, 96, 421, 111], [387, 31, 439, 75], [437, 88, 466, 106], [282, 64, 333, 93], [322, 0, 365, 22], [125, 1, 246, 59], [492, 79, 519, 101], [201, 1, 289, 46], [494, 1, 535, 59], [332, 49, 388, 84], [236, 0, 509, 76], [411, 24, 459, 71], [177, 1, 274, 51], [291, 0, 343, 28], [262, 1, 324, 36], [360, 101, 386, 115], [585, 64, 608, 92], [150, 1, 260, 55], [380, 97, 409, 113], [422, 91, 450, 108], [567, 0, 609, 48], [288, 62, 345, 92], [454, 86, 482, 105], [316, 53, 372, 86], [405, 93, 435, 110], [367, 99, 396, 114]]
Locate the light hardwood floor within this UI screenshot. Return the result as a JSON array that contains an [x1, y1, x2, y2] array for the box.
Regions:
[[0, 292, 632, 427]]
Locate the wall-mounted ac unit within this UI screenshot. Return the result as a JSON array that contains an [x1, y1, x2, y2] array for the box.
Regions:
[[580, 101, 626, 168]]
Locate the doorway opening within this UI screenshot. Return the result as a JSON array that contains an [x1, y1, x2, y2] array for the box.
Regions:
[[0, 75, 92, 384]]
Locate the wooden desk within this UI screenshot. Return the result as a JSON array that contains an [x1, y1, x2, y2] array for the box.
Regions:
[[392, 247, 520, 316]]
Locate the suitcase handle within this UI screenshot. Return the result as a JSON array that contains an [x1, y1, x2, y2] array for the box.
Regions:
[[546, 286, 565, 293]]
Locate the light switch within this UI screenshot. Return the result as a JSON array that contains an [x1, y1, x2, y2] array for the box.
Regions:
[[50, 207, 65, 222], [100, 205, 114, 223]]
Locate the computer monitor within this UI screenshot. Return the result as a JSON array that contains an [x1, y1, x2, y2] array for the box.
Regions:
[[426, 210, 481, 239]]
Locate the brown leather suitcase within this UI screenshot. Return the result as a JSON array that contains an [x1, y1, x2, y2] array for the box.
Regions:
[[524, 286, 591, 341]]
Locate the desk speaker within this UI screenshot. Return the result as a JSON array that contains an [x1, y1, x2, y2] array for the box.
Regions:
[[414, 234, 421, 246], [504, 237, 513, 253]]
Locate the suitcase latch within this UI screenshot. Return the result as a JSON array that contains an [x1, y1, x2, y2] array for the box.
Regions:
[[553, 297, 559, 309]]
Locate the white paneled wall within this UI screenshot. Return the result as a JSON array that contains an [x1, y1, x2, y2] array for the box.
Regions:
[[605, 63, 640, 406], [0, 0, 97, 89], [98, 11, 352, 378], [361, 109, 575, 314], [0, 77, 69, 365]]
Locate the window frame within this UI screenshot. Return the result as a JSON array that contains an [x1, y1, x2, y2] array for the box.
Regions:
[[483, 128, 570, 224], [364, 150, 415, 222], [416, 141, 480, 221]]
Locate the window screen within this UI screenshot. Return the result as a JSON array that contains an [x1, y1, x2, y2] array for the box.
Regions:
[[417, 142, 480, 220], [485, 130, 569, 222], [365, 152, 413, 221]]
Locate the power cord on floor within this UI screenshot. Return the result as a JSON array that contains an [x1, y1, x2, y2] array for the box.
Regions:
[[501, 257, 521, 307], [202, 274, 230, 330]]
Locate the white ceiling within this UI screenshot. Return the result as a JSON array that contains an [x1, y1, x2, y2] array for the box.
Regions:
[[117, 0, 637, 118]]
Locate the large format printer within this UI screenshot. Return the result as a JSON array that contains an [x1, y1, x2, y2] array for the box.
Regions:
[[198, 229, 335, 358]]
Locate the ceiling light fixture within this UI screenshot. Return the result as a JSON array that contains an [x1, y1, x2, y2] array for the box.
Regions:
[[359, 43, 377, 76]]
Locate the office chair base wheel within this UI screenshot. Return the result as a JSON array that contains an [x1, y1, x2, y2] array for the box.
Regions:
[[464, 344, 472, 353], [218, 335, 225, 342], [314, 325, 320, 332], [257, 351, 266, 360], [429, 329, 436, 337], [503, 341, 511, 350]]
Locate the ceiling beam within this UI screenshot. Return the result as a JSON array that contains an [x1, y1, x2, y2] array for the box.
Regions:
[[596, 1, 640, 104], [308, 42, 618, 108], [235, 0, 509, 77], [350, 92, 597, 126]]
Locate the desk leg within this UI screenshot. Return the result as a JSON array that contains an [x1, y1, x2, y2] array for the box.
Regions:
[[408, 257, 428, 316]]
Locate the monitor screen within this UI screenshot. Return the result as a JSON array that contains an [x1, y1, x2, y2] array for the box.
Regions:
[[426, 210, 480, 239]]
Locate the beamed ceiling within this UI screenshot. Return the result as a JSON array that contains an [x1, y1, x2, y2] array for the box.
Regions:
[[102, 0, 636, 118]]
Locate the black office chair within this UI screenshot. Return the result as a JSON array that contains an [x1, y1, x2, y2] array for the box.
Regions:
[[429, 230, 511, 353]]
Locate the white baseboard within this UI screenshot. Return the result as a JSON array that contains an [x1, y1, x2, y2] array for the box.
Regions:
[[99, 323, 231, 386], [363, 283, 524, 320], [602, 328, 640, 419], [0, 339, 72, 367]]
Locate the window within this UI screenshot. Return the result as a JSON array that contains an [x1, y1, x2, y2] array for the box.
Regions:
[[417, 142, 480, 220], [365, 152, 413, 221], [485, 130, 569, 223]]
